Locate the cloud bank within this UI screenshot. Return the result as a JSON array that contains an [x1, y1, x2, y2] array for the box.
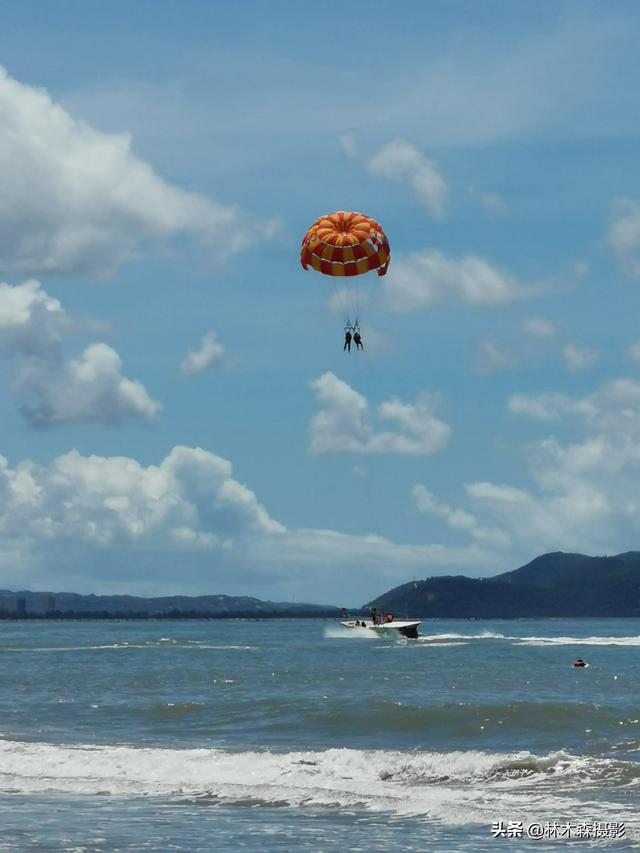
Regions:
[[0, 67, 274, 277], [469, 377, 640, 554], [0, 444, 493, 599]]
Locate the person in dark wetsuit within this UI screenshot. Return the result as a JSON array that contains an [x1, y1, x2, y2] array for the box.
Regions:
[[353, 330, 363, 350], [344, 329, 352, 351]]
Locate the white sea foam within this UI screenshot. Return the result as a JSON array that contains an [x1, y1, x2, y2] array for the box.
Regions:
[[324, 626, 376, 640], [418, 632, 640, 647], [0, 641, 256, 653], [327, 629, 507, 643], [325, 626, 640, 652], [420, 632, 508, 642], [0, 740, 636, 828], [515, 636, 640, 647], [0, 644, 143, 653]]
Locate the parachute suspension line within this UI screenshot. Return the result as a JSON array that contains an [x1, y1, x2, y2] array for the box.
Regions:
[[348, 273, 362, 337]]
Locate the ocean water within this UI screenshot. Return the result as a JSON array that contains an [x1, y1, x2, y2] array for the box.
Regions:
[[0, 617, 638, 851]]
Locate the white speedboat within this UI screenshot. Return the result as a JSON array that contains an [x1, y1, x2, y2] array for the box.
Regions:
[[341, 619, 421, 639]]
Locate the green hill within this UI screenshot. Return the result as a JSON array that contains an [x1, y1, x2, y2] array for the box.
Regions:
[[0, 590, 340, 619], [366, 552, 640, 617]]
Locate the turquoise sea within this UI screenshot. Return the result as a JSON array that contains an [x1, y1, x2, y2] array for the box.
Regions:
[[0, 617, 638, 850]]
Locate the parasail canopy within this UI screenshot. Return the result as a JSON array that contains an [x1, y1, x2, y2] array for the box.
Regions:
[[300, 211, 390, 278]]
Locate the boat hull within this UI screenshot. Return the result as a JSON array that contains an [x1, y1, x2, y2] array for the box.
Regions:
[[340, 620, 421, 639]]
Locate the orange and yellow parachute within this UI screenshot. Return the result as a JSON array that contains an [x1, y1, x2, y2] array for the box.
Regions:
[[300, 211, 390, 278]]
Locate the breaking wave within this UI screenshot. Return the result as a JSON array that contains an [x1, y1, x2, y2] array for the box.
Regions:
[[0, 739, 638, 827]]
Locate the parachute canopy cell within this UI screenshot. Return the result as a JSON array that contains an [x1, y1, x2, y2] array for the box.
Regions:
[[300, 211, 390, 278]]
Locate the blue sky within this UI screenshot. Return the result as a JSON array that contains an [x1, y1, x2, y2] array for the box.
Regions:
[[1, 1, 640, 604]]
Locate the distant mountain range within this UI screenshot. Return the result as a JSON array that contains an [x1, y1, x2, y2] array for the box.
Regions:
[[0, 590, 340, 619], [3, 551, 640, 619], [366, 551, 640, 617]]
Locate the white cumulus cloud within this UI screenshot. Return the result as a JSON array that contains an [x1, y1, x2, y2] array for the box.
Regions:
[[508, 391, 585, 422], [413, 484, 509, 547], [473, 339, 517, 375], [509, 378, 640, 435], [469, 186, 509, 215], [524, 316, 557, 337], [180, 331, 225, 376], [0, 446, 284, 549], [465, 450, 613, 559], [384, 250, 534, 313], [368, 138, 448, 218], [563, 343, 599, 372], [0, 67, 274, 277], [0, 279, 68, 355], [0, 279, 158, 427], [479, 376, 640, 556], [308, 372, 450, 455], [17, 343, 160, 427]]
